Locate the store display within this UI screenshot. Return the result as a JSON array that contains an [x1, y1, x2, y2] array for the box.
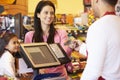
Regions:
[[68, 51, 86, 73], [115, 0, 120, 16], [66, 14, 74, 25], [0, 75, 14, 80], [60, 14, 66, 24], [0, 5, 4, 13], [23, 16, 31, 25], [87, 9, 96, 26], [0, 13, 25, 40], [0, 14, 15, 31], [55, 14, 74, 25], [84, 0, 91, 6]]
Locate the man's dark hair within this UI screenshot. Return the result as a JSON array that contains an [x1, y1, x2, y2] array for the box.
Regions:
[[103, 0, 118, 6]]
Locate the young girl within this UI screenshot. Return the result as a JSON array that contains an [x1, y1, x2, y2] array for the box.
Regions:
[[0, 32, 19, 80]]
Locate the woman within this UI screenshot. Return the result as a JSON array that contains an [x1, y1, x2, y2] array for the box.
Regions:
[[19, 1, 72, 80]]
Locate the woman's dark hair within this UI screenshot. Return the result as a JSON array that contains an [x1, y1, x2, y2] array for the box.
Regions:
[[33, 0, 56, 43], [103, 0, 118, 6], [0, 32, 17, 57]]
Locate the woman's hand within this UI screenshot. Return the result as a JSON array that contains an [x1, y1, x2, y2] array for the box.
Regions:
[[65, 39, 83, 51]]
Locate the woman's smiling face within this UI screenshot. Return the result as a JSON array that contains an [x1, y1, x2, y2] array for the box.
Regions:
[[37, 5, 55, 26]]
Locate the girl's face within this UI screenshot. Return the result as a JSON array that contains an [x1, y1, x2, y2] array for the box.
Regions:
[[37, 5, 55, 26], [5, 37, 19, 53]]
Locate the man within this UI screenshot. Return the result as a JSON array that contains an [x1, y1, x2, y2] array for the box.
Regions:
[[80, 0, 120, 79], [68, 0, 120, 80]]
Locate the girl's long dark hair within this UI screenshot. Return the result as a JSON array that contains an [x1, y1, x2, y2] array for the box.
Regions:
[[0, 32, 17, 57], [33, 0, 56, 43]]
